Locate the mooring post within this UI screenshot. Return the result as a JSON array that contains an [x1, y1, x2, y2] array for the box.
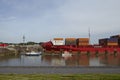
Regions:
[[95, 50, 99, 56], [114, 49, 117, 56], [87, 50, 90, 56], [60, 49, 63, 53], [51, 50, 55, 54], [105, 50, 108, 55], [78, 51, 81, 56]]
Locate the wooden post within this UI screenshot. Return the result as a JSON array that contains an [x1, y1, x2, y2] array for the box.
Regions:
[[87, 50, 90, 56], [114, 49, 117, 56], [95, 50, 99, 56], [78, 51, 81, 56], [105, 50, 108, 56]]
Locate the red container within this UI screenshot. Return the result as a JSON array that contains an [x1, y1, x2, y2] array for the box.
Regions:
[[65, 38, 76, 45], [107, 42, 118, 46], [77, 38, 89, 46], [54, 38, 64, 40], [78, 43, 89, 46]]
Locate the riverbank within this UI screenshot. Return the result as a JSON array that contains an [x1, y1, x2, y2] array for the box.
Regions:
[[0, 74, 120, 80], [0, 66, 120, 74], [0, 48, 17, 56], [0, 45, 43, 56]]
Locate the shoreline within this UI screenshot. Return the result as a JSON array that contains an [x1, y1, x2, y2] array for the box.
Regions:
[[0, 66, 120, 68], [0, 66, 120, 74]]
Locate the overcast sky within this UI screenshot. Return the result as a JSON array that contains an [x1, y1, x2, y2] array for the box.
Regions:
[[0, 0, 120, 44]]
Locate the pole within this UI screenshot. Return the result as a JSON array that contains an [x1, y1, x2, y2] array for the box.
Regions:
[[23, 35, 25, 46], [88, 27, 91, 44]]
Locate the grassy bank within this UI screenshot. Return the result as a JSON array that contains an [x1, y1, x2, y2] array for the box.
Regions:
[[0, 74, 120, 80]]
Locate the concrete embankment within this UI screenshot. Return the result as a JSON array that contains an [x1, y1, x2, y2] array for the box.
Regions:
[[0, 66, 120, 74], [0, 45, 43, 56], [0, 48, 17, 56]]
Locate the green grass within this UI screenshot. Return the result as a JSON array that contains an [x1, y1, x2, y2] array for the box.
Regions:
[[0, 74, 120, 80]]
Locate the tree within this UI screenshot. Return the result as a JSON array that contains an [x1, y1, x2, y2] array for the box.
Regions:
[[27, 41, 36, 45]]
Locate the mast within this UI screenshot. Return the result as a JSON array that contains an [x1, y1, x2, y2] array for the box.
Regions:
[[23, 35, 25, 45], [88, 27, 91, 44]]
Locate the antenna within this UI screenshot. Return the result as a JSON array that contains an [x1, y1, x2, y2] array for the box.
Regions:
[[23, 35, 25, 44]]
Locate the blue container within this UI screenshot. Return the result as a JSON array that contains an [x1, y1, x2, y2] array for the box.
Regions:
[[108, 38, 118, 42]]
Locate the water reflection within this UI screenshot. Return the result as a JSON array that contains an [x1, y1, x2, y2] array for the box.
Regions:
[[100, 55, 120, 66], [0, 52, 120, 66]]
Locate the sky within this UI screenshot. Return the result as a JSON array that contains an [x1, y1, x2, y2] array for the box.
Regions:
[[0, 0, 120, 44]]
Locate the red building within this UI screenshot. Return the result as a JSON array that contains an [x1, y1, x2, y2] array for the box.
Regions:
[[0, 43, 8, 48]]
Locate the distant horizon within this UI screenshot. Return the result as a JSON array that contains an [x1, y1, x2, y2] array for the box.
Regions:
[[0, 0, 120, 44], [1, 33, 120, 45]]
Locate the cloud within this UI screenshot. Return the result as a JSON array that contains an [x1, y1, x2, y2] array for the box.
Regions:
[[35, 0, 120, 43], [54, 0, 120, 34], [0, 16, 16, 21], [0, 0, 120, 43]]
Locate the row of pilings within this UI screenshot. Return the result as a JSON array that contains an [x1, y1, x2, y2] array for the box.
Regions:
[[43, 49, 120, 57]]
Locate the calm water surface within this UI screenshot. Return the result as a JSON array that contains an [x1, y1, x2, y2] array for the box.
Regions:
[[0, 52, 120, 66]]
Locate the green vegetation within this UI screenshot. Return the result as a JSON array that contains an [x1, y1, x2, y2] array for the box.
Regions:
[[26, 41, 38, 45], [0, 74, 120, 80]]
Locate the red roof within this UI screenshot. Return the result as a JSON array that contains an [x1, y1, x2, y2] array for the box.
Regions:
[[0, 44, 8, 47]]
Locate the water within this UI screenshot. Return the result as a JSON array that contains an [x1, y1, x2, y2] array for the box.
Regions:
[[0, 52, 120, 66]]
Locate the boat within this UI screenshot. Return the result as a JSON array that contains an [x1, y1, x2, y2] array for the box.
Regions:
[[25, 51, 41, 56], [41, 35, 120, 53], [62, 51, 72, 57], [41, 41, 120, 53]]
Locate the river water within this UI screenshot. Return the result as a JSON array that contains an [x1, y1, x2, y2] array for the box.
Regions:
[[0, 52, 120, 66]]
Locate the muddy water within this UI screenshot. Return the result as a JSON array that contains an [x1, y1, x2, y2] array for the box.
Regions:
[[0, 52, 120, 66]]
